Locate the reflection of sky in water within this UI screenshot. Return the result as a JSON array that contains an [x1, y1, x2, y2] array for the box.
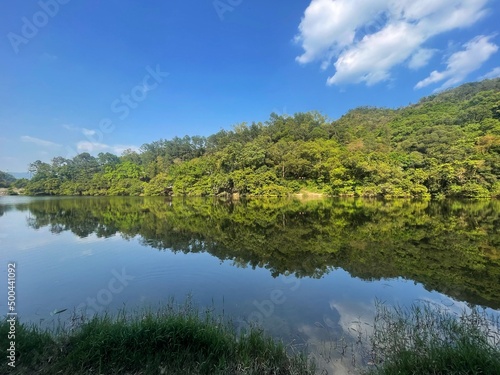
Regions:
[[1, 198, 499, 374]]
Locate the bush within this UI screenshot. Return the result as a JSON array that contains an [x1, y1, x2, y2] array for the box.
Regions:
[[449, 183, 491, 198]]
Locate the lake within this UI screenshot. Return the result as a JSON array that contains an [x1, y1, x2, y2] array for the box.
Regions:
[[1, 196, 499, 373]]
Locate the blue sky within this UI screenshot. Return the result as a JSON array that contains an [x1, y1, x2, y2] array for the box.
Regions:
[[1, 0, 499, 173]]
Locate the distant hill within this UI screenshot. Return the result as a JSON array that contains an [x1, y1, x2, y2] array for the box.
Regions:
[[23, 78, 500, 198], [0, 171, 16, 188], [9, 172, 31, 180]]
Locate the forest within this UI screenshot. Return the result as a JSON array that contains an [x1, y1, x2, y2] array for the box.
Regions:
[[9, 78, 500, 198]]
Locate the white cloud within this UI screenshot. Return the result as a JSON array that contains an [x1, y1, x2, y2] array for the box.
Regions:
[[76, 141, 139, 155], [415, 35, 498, 91], [479, 66, 500, 80], [327, 21, 424, 85], [408, 48, 436, 70], [21, 136, 61, 148], [295, 0, 387, 65], [295, 0, 490, 86], [63, 124, 98, 137], [110, 145, 140, 155], [62, 124, 79, 131], [82, 128, 96, 136]]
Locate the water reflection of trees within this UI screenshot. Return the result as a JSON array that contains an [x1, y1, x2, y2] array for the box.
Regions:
[[9, 197, 500, 308]]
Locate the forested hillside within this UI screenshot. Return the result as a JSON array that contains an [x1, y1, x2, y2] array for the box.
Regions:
[[24, 78, 500, 198], [0, 171, 16, 188]]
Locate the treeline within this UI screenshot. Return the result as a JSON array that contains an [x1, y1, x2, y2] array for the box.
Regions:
[[0, 171, 16, 188], [0, 171, 28, 193], [24, 78, 500, 198]]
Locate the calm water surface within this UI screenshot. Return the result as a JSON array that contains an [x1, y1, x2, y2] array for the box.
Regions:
[[1, 196, 499, 373]]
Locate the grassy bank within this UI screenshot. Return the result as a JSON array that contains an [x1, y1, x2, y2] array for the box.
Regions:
[[0, 303, 314, 375], [367, 303, 500, 375], [2, 302, 500, 375]]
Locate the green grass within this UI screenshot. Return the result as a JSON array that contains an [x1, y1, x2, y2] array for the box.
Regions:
[[0, 302, 315, 375], [366, 302, 500, 375], [2, 300, 500, 375]]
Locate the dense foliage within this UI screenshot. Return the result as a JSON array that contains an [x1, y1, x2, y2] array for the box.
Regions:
[[0, 171, 16, 188], [8, 197, 500, 309], [24, 79, 500, 198]]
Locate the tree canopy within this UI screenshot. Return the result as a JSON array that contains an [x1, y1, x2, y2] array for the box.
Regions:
[[23, 78, 500, 198], [0, 171, 16, 188]]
